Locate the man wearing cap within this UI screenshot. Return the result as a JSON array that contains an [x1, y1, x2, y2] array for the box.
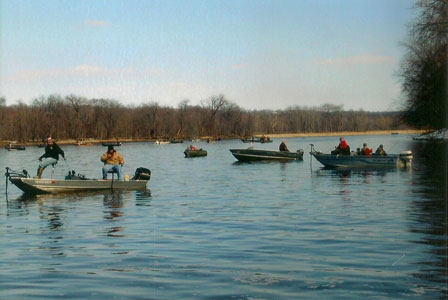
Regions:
[[279, 140, 289, 152], [101, 145, 125, 180], [360, 143, 373, 156], [35, 136, 65, 179], [331, 136, 350, 155], [375, 144, 387, 156]]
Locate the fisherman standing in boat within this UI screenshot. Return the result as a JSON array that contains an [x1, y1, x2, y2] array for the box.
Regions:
[[331, 137, 350, 155], [35, 136, 65, 179], [101, 145, 124, 180], [279, 140, 289, 152]]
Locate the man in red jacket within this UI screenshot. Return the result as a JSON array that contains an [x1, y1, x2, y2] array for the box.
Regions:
[[360, 143, 373, 156], [331, 137, 350, 155]]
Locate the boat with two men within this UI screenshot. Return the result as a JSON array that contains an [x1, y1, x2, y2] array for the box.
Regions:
[[309, 144, 413, 168], [230, 147, 304, 162], [5, 167, 151, 194]]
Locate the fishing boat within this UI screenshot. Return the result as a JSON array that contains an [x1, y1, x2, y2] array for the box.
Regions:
[[75, 140, 93, 146], [5, 167, 151, 194], [241, 136, 272, 143], [229, 147, 304, 162], [241, 137, 260, 143], [309, 144, 413, 168], [184, 149, 207, 158], [170, 138, 184, 144], [154, 140, 170, 145], [4, 143, 26, 151]]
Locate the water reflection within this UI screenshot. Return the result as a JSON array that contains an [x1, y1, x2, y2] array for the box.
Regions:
[[408, 141, 447, 293], [102, 191, 125, 237], [135, 189, 152, 206]]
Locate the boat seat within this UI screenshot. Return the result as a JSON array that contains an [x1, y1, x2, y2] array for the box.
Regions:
[[51, 163, 56, 179], [107, 169, 118, 180]]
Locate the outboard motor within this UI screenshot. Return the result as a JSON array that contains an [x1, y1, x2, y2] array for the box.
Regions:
[[133, 167, 151, 181], [398, 150, 413, 167]]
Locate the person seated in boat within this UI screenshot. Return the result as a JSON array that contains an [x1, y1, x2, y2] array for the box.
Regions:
[[35, 136, 65, 179], [188, 145, 197, 151], [101, 145, 124, 180], [331, 137, 350, 155], [375, 144, 387, 156], [279, 140, 289, 152], [360, 143, 372, 156]]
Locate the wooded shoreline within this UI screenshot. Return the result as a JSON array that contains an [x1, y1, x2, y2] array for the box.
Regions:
[[1, 130, 424, 146]]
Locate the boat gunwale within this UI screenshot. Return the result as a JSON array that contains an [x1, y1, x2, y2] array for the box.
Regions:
[[9, 176, 149, 194]]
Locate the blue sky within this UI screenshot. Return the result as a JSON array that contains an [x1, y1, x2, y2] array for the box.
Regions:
[[0, 0, 416, 111]]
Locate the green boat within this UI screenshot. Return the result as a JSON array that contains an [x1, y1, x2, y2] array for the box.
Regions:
[[184, 149, 207, 158], [229, 148, 304, 161]]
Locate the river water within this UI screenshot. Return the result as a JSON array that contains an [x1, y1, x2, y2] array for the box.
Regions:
[[0, 134, 446, 299]]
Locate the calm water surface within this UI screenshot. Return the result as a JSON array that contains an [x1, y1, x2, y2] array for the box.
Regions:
[[0, 135, 446, 299]]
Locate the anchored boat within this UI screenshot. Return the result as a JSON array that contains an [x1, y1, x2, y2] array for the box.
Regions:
[[5, 167, 150, 194], [4, 143, 26, 151], [230, 148, 304, 162], [309, 144, 412, 168], [184, 149, 207, 158]]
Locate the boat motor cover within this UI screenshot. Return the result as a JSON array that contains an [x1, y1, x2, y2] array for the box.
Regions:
[[133, 167, 151, 180]]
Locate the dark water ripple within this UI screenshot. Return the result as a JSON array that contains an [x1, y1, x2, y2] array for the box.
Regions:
[[0, 135, 446, 299]]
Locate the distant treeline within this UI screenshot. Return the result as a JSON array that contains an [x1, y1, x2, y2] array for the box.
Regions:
[[0, 94, 408, 142]]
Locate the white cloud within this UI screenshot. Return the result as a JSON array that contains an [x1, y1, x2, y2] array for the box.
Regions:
[[83, 20, 109, 27], [315, 54, 393, 66]]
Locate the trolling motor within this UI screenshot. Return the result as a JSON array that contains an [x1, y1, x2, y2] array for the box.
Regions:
[[5, 167, 29, 194]]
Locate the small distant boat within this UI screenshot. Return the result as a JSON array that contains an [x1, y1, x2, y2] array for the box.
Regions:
[[4, 143, 26, 151], [184, 149, 207, 158], [309, 145, 413, 168], [230, 148, 304, 162], [170, 138, 184, 144], [5, 167, 151, 194], [102, 142, 122, 147], [154, 140, 170, 145], [241, 137, 260, 143], [75, 140, 93, 146], [241, 136, 272, 143]]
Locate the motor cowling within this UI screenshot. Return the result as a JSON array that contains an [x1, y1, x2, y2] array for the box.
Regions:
[[398, 150, 413, 166], [133, 167, 151, 180]]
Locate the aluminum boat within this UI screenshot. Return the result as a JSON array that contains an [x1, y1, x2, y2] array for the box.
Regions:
[[309, 144, 412, 168], [5, 167, 150, 194], [230, 148, 304, 162]]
